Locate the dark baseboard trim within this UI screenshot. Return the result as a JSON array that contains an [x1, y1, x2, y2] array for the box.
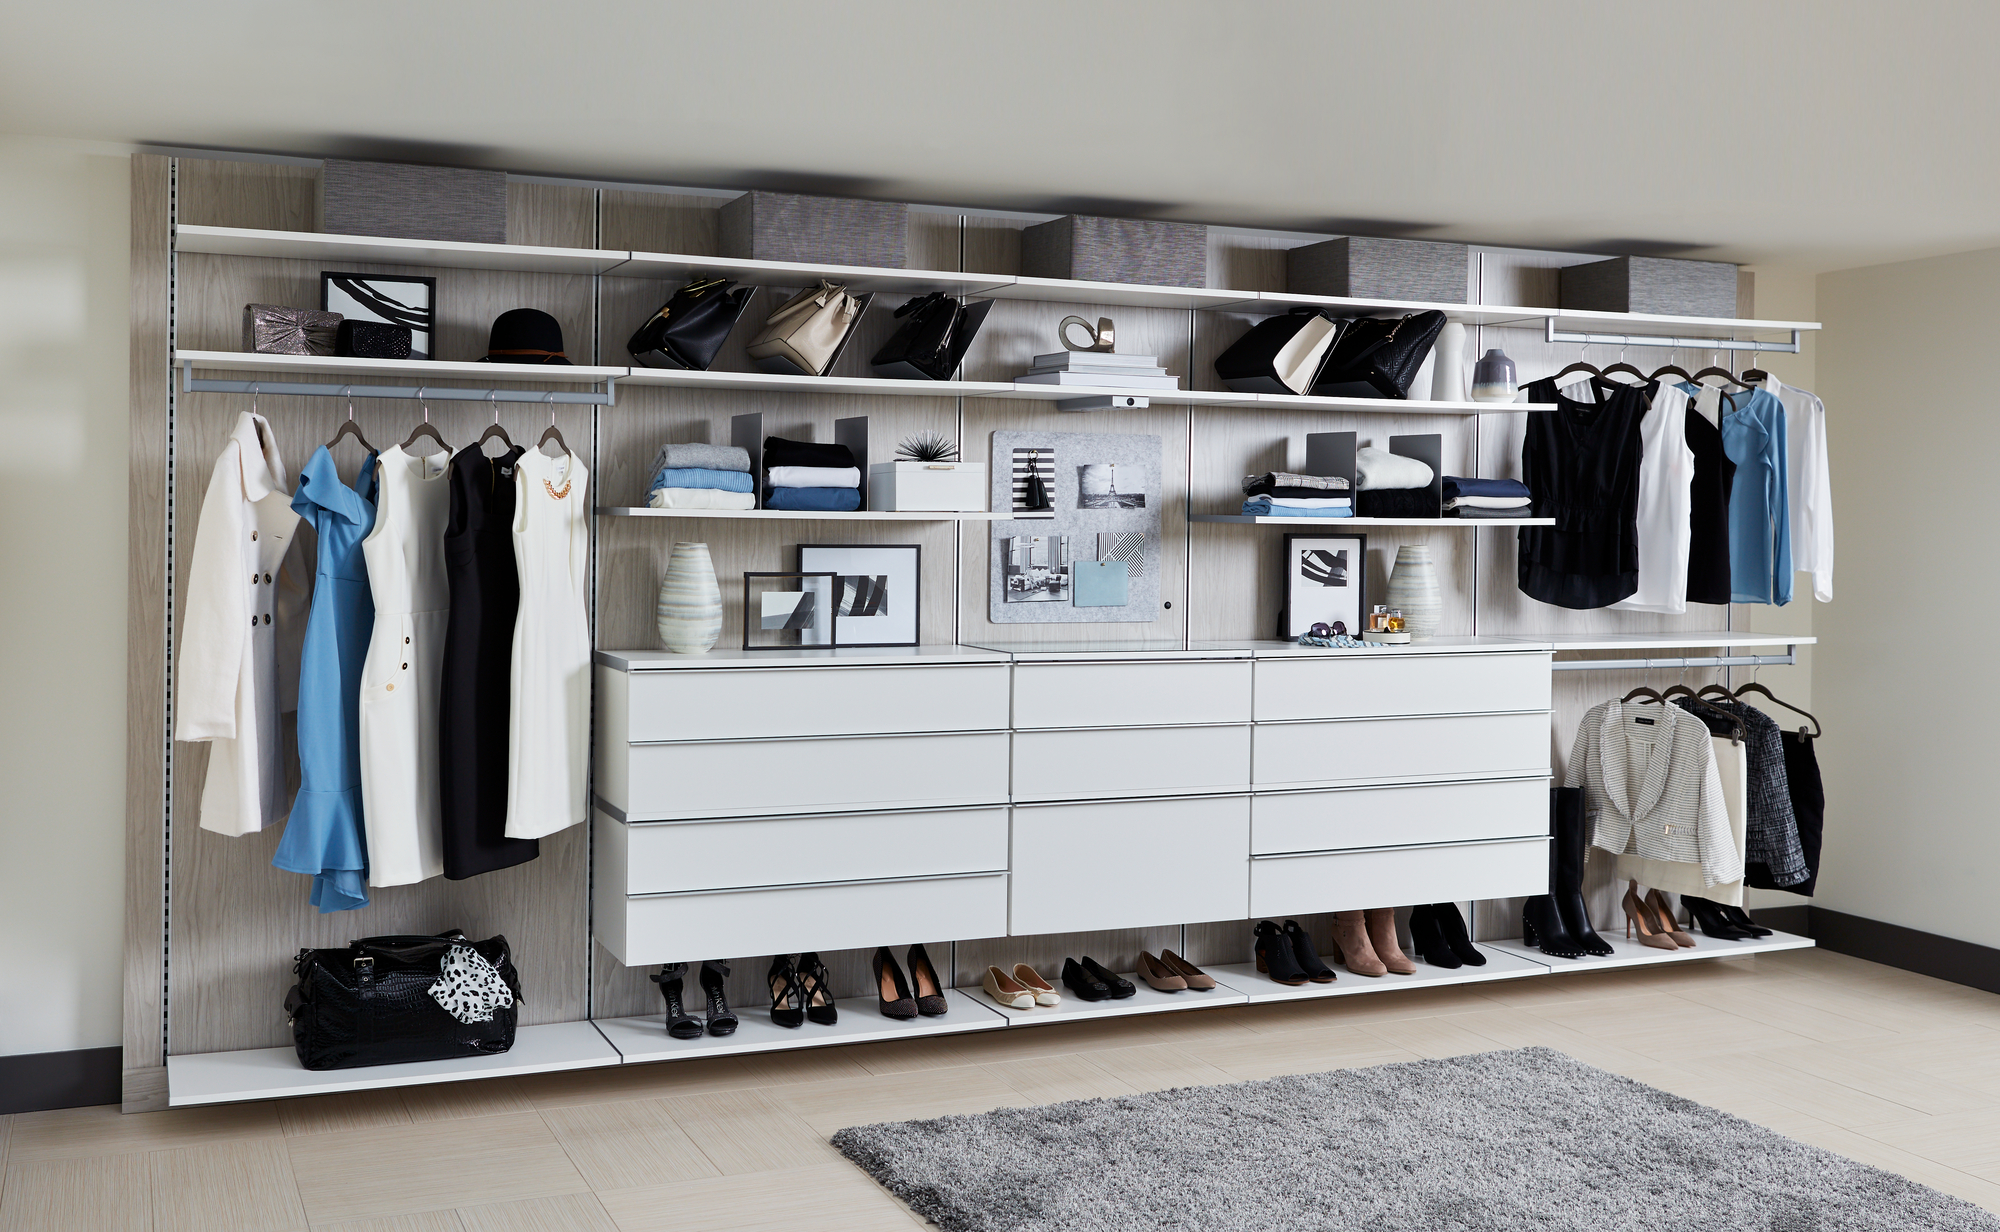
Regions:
[[0, 1046, 122, 1114], [1748, 905, 2000, 998]]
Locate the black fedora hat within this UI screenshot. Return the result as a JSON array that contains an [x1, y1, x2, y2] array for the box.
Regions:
[[479, 308, 573, 364]]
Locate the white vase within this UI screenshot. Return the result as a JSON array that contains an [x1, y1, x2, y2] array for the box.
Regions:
[[1430, 322, 1467, 402], [1385, 544, 1442, 640], [656, 541, 722, 654]]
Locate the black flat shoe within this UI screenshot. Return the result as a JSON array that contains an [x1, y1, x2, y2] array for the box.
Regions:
[[799, 951, 838, 1025], [1284, 919, 1337, 982], [1079, 956, 1135, 999], [767, 955, 805, 1029], [906, 943, 949, 1017], [1717, 902, 1774, 937], [651, 963, 703, 1040], [1681, 895, 1755, 940], [1061, 957, 1111, 1002], [1407, 905, 1462, 969], [1430, 902, 1487, 966], [1254, 920, 1308, 985], [699, 960, 737, 1036], [874, 946, 919, 1019]]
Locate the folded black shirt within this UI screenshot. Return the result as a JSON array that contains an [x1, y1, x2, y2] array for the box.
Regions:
[[1356, 488, 1441, 518], [763, 436, 856, 469]]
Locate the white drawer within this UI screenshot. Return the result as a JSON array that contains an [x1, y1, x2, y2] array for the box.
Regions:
[[1254, 652, 1551, 721], [602, 872, 1009, 967], [1249, 837, 1548, 917], [610, 731, 1010, 820], [1012, 724, 1252, 802], [1252, 778, 1550, 855], [1253, 713, 1549, 788], [1013, 659, 1252, 729], [1010, 796, 1249, 934], [599, 662, 1010, 742], [599, 807, 1009, 895]]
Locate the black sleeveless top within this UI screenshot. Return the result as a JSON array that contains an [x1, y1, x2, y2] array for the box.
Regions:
[[1683, 401, 1736, 606], [1517, 378, 1649, 609], [439, 444, 539, 879]]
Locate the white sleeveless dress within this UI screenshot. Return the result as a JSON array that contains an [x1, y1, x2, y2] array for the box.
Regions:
[[506, 448, 591, 839], [359, 444, 455, 885]]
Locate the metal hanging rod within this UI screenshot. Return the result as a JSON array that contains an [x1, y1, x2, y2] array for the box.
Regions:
[[179, 364, 617, 406], [1545, 319, 1801, 355], [1551, 648, 1797, 672]]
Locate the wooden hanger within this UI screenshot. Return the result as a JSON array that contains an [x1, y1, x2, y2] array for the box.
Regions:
[[477, 392, 515, 453], [327, 388, 375, 453], [1732, 679, 1823, 738], [1528, 358, 1601, 392], [1650, 362, 1694, 382], [537, 396, 570, 456], [400, 391, 449, 455], [1598, 345, 1649, 385], [1740, 364, 1772, 384], [1621, 684, 1666, 704], [1691, 350, 1748, 389]]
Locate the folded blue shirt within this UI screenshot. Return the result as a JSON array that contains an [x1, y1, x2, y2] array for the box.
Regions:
[[649, 466, 755, 493], [1242, 498, 1353, 518], [1442, 475, 1531, 501], [766, 486, 863, 512]]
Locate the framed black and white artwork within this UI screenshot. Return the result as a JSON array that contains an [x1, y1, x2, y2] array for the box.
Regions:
[[796, 544, 921, 646], [321, 271, 436, 360], [742, 572, 837, 650], [1281, 532, 1367, 638]]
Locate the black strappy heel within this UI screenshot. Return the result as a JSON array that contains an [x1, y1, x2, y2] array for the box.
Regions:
[[651, 963, 703, 1040], [700, 960, 738, 1036], [799, 951, 838, 1026], [768, 955, 806, 1028]]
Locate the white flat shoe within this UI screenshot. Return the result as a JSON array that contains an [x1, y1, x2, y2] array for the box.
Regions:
[[1013, 963, 1061, 1006], [983, 965, 1035, 1009]]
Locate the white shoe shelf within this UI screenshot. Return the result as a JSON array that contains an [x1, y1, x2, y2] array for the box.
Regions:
[[593, 988, 1008, 1066], [978, 972, 1253, 1026], [1485, 927, 1816, 972]]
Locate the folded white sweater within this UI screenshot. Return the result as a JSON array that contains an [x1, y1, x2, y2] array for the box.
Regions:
[[1355, 446, 1435, 491], [647, 487, 757, 510], [766, 465, 860, 489]]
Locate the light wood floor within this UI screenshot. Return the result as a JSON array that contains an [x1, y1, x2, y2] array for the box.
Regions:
[[5, 948, 2000, 1230]]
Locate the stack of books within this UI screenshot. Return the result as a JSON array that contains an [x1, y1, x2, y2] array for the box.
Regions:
[[1015, 352, 1181, 390]]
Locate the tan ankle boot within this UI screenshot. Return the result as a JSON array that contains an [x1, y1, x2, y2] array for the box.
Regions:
[[1365, 908, 1417, 974], [1331, 911, 1387, 977]]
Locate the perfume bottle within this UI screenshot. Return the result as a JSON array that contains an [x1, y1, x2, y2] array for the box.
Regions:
[[1368, 604, 1390, 633], [1386, 609, 1406, 633]]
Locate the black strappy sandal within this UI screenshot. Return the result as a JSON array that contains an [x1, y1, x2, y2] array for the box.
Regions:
[[700, 960, 738, 1036], [768, 955, 806, 1029], [651, 963, 703, 1040], [799, 952, 838, 1026]]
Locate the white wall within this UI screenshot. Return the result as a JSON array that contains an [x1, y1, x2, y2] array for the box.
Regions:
[[1812, 248, 2000, 947], [0, 138, 130, 1055]]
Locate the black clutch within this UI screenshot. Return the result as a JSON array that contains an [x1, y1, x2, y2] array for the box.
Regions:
[[284, 931, 520, 1071], [1309, 310, 1447, 399], [871, 293, 993, 380], [1213, 308, 1345, 394], [335, 319, 414, 360], [627, 278, 753, 370]]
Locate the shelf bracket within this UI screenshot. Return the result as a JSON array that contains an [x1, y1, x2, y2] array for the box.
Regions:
[[1545, 319, 1801, 355], [1550, 646, 1797, 672], [179, 362, 618, 406]]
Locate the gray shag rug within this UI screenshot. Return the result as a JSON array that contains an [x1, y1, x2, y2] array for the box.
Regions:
[[832, 1047, 1998, 1232]]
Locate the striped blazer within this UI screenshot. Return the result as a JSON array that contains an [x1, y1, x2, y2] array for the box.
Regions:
[[1566, 700, 1744, 889]]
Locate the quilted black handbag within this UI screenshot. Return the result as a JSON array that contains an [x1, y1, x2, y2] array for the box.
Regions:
[[1214, 308, 1346, 394], [871, 293, 993, 380], [284, 930, 521, 1071], [1309, 309, 1448, 399], [627, 278, 753, 370]]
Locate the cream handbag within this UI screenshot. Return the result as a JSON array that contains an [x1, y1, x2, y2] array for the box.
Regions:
[[746, 282, 863, 376]]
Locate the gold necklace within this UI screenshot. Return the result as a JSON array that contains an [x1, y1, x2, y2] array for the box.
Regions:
[[544, 477, 571, 500]]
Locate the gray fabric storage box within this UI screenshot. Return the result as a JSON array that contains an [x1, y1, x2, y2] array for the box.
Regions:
[[1287, 237, 1469, 303], [1019, 216, 1207, 287], [718, 190, 908, 268], [1560, 255, 1739, 318], [316, 160, 508, 244]]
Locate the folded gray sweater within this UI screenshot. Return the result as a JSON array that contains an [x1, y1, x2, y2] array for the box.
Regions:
[[650, 442, 752, 474]]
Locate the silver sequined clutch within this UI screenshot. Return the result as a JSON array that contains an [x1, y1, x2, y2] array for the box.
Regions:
[[243, 304, 341, 356]]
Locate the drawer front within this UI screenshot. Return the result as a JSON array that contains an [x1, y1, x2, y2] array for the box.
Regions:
[[618, 807, 1008, 895], [1254, 653, 1551, 721], [1252, 777, 1550, 855], [615, 663, 1010, 742], [1249, 837, 1548, 917], [611, 873, 1009, 967], [1012, 724, 1252, 802], [615, 731, 1010, 819], [1010, 796, 1249, 934], [1253, 713, 1548, 788], [1013, 660, 1252, 729]]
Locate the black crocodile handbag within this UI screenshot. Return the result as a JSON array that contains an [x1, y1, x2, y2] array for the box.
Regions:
[[1309, 309, 1447, 399], [283, 931, 521, 1070]]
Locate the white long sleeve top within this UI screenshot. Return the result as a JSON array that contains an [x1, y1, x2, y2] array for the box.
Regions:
[[1765, 375, 1834, 602]]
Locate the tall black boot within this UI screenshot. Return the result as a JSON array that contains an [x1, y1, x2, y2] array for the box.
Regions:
[[1525, 789, 1583, 958], [1551, 786, 1613, 956]]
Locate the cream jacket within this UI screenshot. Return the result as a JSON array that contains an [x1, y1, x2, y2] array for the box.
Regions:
[[1566, 700, 1743, 889]]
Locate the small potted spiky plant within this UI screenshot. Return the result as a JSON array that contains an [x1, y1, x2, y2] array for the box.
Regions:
[[870, 432, 987, 511]]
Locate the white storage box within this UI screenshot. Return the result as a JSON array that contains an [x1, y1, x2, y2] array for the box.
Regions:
[[869, 461, 987, 512]]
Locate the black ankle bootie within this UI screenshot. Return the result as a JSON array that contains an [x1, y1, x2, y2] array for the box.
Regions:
[[1430, 902, 1487, 967], [1284, 919, 1337, 983], [1254, 920, 1308, 985], [1407, 905, 1462, 969]]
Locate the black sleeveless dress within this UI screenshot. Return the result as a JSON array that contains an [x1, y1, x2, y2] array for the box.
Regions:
[[1683, 401, 1736, 606], [440, 444, 539, 878], [1517, 378, 1649, 609]]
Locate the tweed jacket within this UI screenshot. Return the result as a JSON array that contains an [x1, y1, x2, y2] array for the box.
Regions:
[[1566, 700, 1744, 889], [1673, 697, 1810, 887]]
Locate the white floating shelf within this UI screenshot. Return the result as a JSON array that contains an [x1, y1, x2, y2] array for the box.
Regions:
[[165, 1021, 621, 1107], [616, 250, 1009, 298], [599, 507, 1006, 522], [978, 971, 1251, 1026], [1232, 292, 1551, 328], [1484, 928, 1814, 973], [1247, 393, 1556, 415], [1208, 943, 1548, 1004], [176, 350, 626, 385], [1521, 633, 1817, 652], [618, 367, 1012, 399], [981, 276, 1258, 311], [1193, 514, 1554, 527], [174, 224, 631, 276], [593, 988, 1006, 1065]]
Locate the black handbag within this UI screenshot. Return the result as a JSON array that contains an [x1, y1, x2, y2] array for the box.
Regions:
[[871, 293, 993, 380], [335, 319, 413, 360], [627, 278, 753, 370], [1309, 309, 1448, 399], [1214, 308, 1346, 394], [284, 930, 521, 1071]]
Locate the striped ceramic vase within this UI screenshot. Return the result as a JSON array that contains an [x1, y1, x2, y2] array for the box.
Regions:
[[657, 541, 722, 654], [1385, 544, 1442, 639]]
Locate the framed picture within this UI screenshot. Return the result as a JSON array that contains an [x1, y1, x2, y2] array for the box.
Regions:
[[796, 544, 921, 647], [1001, 533, 1071, 604], [742, 572, 837, 650], [321, 271, 437, 360], [1281, 532, 1367, 638]]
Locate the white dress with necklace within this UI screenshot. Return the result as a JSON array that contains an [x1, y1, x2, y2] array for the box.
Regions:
[[506, 448, 592, 839]]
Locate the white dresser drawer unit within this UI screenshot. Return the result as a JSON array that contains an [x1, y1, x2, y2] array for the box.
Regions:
[[601, 871, 1010, 967], [1011, 724, 1252, 802], [1012, 659, 1253, 729], [1253, 652, 1551, 722], [1252, 777, 1550, 855], [1009, 795, 1250, 934], [606, 731, 1011, 820], [598, 662, 1011, 744], [597, 806, 1010, 896], [1248, 836, 1548, 918], [1252, 712, 1549, 788]]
